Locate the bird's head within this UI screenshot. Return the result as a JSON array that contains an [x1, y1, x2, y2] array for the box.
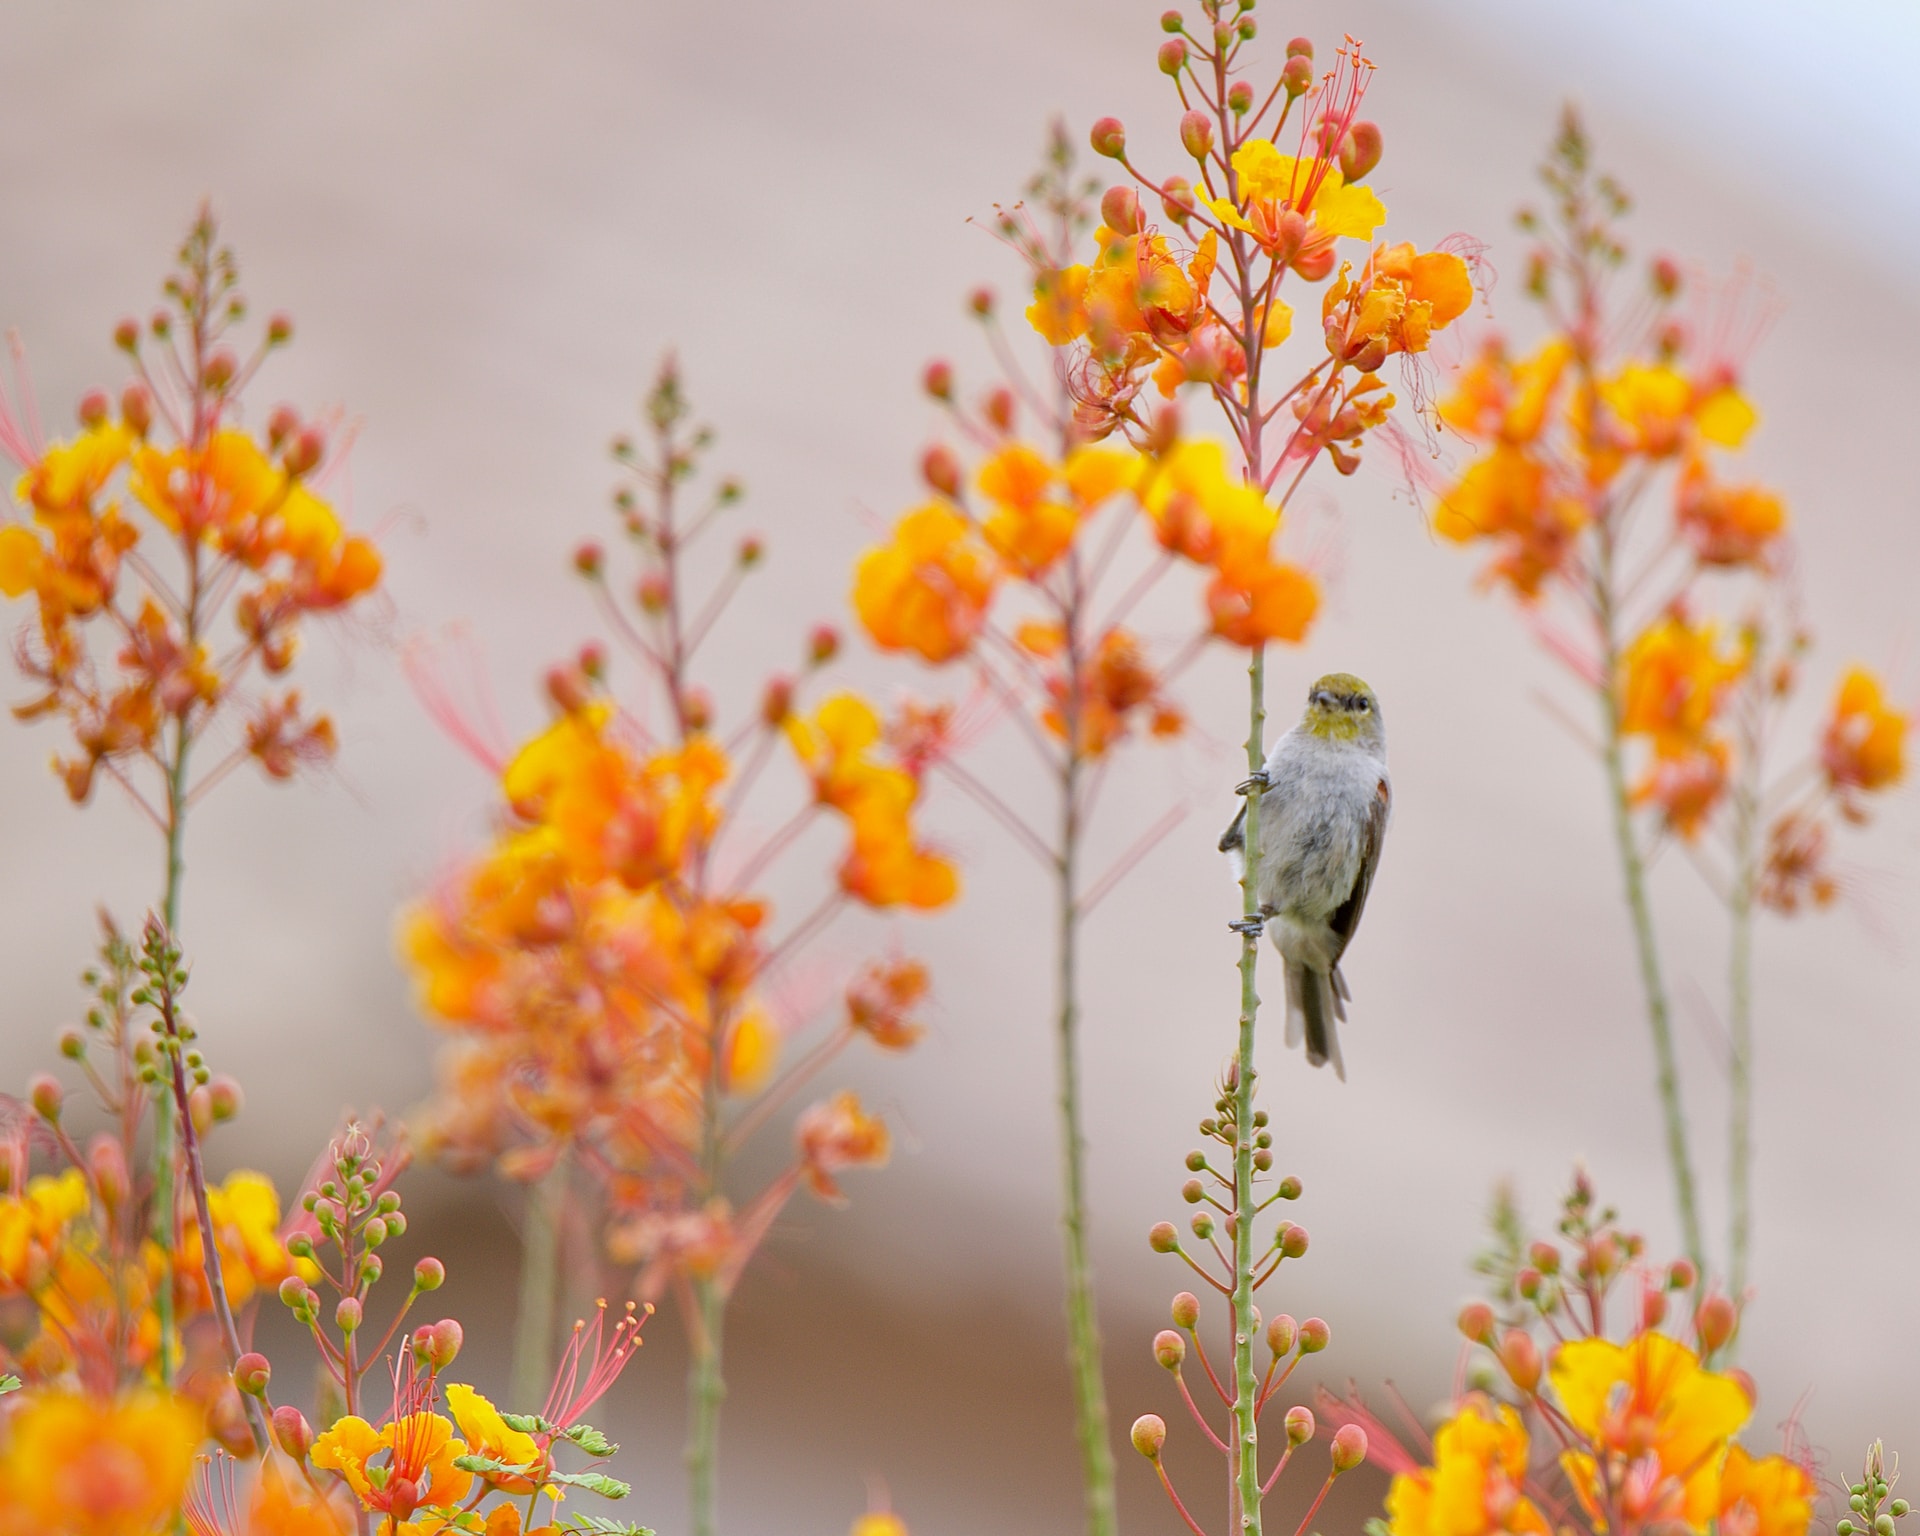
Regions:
[[1301, 673, 1384, 745]]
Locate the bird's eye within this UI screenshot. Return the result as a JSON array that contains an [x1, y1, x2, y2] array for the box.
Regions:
[[1356, 697, 1371, 712]]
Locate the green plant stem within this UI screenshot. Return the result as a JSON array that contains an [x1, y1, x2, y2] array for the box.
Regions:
[[686, 1275, 725, 1536], [511, 1152, 568, 1409], [1229, 645, 1266, 1536], [1727, 732, 1761, 1305], [152, 724, 191, 1386], [1056, 750, 1117, 1536], [1594, 555, 1705, 1277]]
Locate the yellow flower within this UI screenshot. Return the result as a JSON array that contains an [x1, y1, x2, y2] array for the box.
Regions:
[[1386, 1399, 1549, 1536], [1717, 1445, 1813, 1536], [1548, 1332, 1751, 1530], [0, 1388, 201, 1536], [310, 1410, 474, 1517], [1440, 338, 1573, 446], [853, 1516, 910, 1536], [14, 423, 133, 518], [1027, 263, 1090, 345], [1822, 666, 1907, 793], [0, 1168, 90, 1289], [445, 1383, 543, 1493], [852, 503, 996, 663], [1220, 141, 1388, 240], [1619, 613, 1748, 760], [1432, 444, 1584, 598]]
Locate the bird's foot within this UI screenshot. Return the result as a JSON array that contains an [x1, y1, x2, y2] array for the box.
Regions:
[[1235, 769, 1272, 796], [1228, 915, 1266, 938]]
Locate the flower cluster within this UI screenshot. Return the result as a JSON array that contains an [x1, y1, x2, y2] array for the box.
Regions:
[[0, 211, 381, 811], [1337, 1177, 1813, 1536]]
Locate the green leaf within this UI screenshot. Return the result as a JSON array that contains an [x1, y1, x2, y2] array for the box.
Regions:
[[503, 1412, 554, 1434], [415, 1509, 485, 1533], [563, 1422, 619, 1458], [452, 1453, 538, 1477], [547, 1470, 633, 1498], [0, 1376, 20, 1397], [1364, 1520, 1393, 1536], [559, 1518, 655, 1536]]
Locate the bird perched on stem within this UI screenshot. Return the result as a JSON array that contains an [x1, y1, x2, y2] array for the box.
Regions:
[[1219, 673, 1391, 1080]]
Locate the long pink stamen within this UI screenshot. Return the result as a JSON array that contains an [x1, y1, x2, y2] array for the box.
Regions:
[[543, 1297, 650, 1427]]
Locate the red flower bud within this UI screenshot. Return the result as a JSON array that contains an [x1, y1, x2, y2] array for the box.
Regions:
[[77, 390, 110, 428], [412, 1257, 446, 1293], [1498, 1328, 1541, 1393], [1331, 1423, 1368, 1473], [1339, 121, 1383, 183], [1170, 1290, 1200, 1329], [267, 312, 294, 345], [1089, 117, 1127, 159], [1285, 1405, 1316, 1446], [1640, 1286, 1668, 1332], [1158, 38, 1188, 75], [1667, 1258, 1697, 1291], [983, 387, 1016, 433], [807, 624, 840, 666], [27, 1075, 61, 1121], [1160, 176, 1196, 225], [578, 642, 606, 681], [1281, 55, 1314, 97], [1131, 1414, 1167, 1458], [1277, 1223, 1309, 1259], [923, 360, 954, 401], [1695, 1293, 1738, 1354], [113, 318, 140, 352], [1285, 35, 1314, 59], [1297, 1316, 1330, 1353], [1160, 10, 1184, 32], [1516, 1266, 1542, 1300], [1267, 1313, 1297, 1355], [1153, 1329, 1186, 1370], [204, 349, 237, 390], [1457, 1302, 1495, 1344], [233, 1352, 272, 1396], [272, 1405, 314, 1460], [1227, 81, 1253, 114], [1179, 109, 1214, 161], [335, 1297, 363, 1333], [574, 542, 604, 577], [761, 675, 794, 725], [921, 444, 962, 498], [1651, 256, 1683, 298], [285, 426, 325, 478], [1101, 185, 1142, 235], [967, 287, 994, 318], [266, 404, 300, 448], [738, 535, 764, 567], [207, 1077, 242, 1122], [1148, 1221, 1179, 1253], [120, 383, 152, 437], [88, 1135, 129, 1213]]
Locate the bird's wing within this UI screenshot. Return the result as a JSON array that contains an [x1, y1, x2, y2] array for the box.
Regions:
[[1218, 801, 1246, 854], [1326, 773, 1390, 965]]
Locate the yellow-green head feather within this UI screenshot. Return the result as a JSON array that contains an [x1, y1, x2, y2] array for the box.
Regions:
[[1301, 672, 1381, 743]]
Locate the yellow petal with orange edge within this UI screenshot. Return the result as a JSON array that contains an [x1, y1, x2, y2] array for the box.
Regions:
[[1063, 446, 1140, 507], [1207, 199, 1258, 236], [1189, 229, 1218, 293], [1411, 251, 1473, 328], [1695, 386, 1757, 447], [978, 443, 1052, 509], [311, 1414, 383, 1501], [0, 524, 42, 597], [1259, 300, 1293, 349], [725, 1010, 780, 1093]]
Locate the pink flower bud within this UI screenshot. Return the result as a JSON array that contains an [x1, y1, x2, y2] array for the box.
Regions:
[[425, 1318, 464, 1370], [1695, 1294, 1737, 1354], [1667, 1258, 1697, 1291], [1267, 1313, 1297, 1355], [77, 390, 110, 428], [1089, 117, 1127, 159], [1180, 1178, 1204, 1204], [1528, 1241, 1560, 1274], [1160, 177, 1196, 224], [737, 535, 764, 567], [27, 1075, 62, 1121], [574, 542, 604, 577], [1157, 38, 1188, 75], [1339, 122, 1383, 183], [412, 1257, 446, 1293], [1153, 1329, 1186, 1370], [1651, 256, 1683, 298], [1640, 1286, 1668, 1331], [808, 624, 840, 666], [578, 642, 606, 681], [983, 387, 1015, 433], [267, 405, 300, 448], [1170, 1291, 1200, 1329], [335, 1297, 363, 1334], [1101, 186, 1142, 235], [968, 287, 994, 317], [267, 313, 294, 345], [1457, 1302, 1495, 1343], [1516, 1267, 1541, 1300], [1331, 1422, 1368, 1473], [272, 1405, 314, 1460], [1179, 109, 1214, 161], [761, 675, 794, 726], [1131, 1414, 1166, 1458], [923, 360, 954, 400], [1498, 1329, 1541, 1393], [1160, 9, 1183, 32], [1281, 55, 1314, 97], [204, 349, 237, 390], [1277, 1223, 1309, 1259], [1285, 35, 1314, 59], [1297, 1316, 1330, 1353], [1148, 1221, 1179, 1253], [88, 1135, 129, 1213], [921, 444, 962, 498], [207, 1077, 242, 1123], [233, 1351, 271, 1396], [1285, 1405, 1315, 1446], [278, 1276, 310, 1310], [1227, 82, 1253, 114], [684, 687, 713, 732], [123, 383, 154, 437], [636, 574, 670, 614], [114, 318, 140, 352]]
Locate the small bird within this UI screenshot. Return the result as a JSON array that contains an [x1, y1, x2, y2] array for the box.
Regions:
[[1219, 672, 1391, 1080]]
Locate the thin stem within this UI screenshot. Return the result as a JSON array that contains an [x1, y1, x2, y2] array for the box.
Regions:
[[685, 1278, 725, 1536], [1230, 644, 1265, 1536], [1727, 702, 1761, 1306], [151, 718, 191, 1386], [510, 1152, 568, 1410], [1593, 538, 1705, 1277]]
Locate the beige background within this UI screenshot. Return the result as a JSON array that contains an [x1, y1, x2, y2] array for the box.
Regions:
[[1, 3, 1916, 1533]]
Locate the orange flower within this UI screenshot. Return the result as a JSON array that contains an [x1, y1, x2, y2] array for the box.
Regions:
[[1674, 458, 1785, 568], [1619, 613, 1747, 760], [1206, 557, 1319, 647], [1439, 338, 1572, 447], [853, 504, 996, 663], [310, 1410, 473, 1519], [0, 1388, 201, 1536], [1432, 445, 1585, 598], [846, 958, 930, 1049], [1385, 1399, 1550, 1536], [1821, 666, 1907, 794], [1632, 738, 1730, 840], [1716, 1445, 1813, 1536], [1324, 244, 1473, 365], [797, 1091, 890, 1200]]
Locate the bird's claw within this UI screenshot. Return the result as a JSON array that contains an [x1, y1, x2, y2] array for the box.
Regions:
[[1235, 770, 1272, 795], [1228, 915, 1266, 938]]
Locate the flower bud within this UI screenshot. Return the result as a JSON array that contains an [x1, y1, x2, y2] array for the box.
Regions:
[[1727, 1367, 1756, 1404], [1159, 177, 1196, 225], [760, 675, 794, 726], [1277, 1223, 1309, 1259], [922, 360, 954, 401], [1153, 1329, 1186, 1370], [272, 1405, 314, 1460], [204, 349, 237, 390], [27, 1075, 62, 1121], [1281, 55, 1314, 97], [1285, 1405, 1315, 1446], [335, 1297, 363, 1334], [266, 405, 300, 449], [574, 542, 604, 577], [921, 444, 962, 498], [1528, 1241, 1560, 1275], [279, 1276, 310, 1310], [57, 1028, 85, 1060], [1516, 1267, 1541, 1301], [423, 1318, 463, 1370], [1170, 1291, 1200, 1329], [1266, 1313, 1296, 1355], [77, 390, 111, 429], [1695, 1294, 1737, 1353], [1640, 1286, 1668, 1331], [1331, 1423, 1368, 1473], [1667, 1258, 1697, 1291], [983, 387, 1015, 433], [1179, 109, 1214, 161], [808, 624, 840, 666], [683, 687, 713, 732], [1457, 1302, 1495, 1344], [1498, 1328, 1541, 1393], [207, 1076, 242, 1123], [114, 318, 140, 352], [88, 1135, 129, 1213], [1180, 1178, 1205, 1204], [1183, 1150, 1207, 1172], [412, 1256, 446, 1293], [267, 313, 294, 345], [577, 642, 606, 682], [287, 1234, 314, 1260], [1286, 35, 1313, 58], [1190, 1212, 1213, 1240], [1101, 186, 1142, 235], [283, 426, 324, 478], [1090, 118, 1127, 159], [1131, 1414, 1167, 1458], [1158, 38, 1188, 74], [636, 574, 670, 614], [1160, 9, 1183, 31], [119, 381, 153, 436], [737, 535, 764, 568], [233, 1351, 272, 1396], [1148, 1221, 1179, 1253], [1227, 82, 1253, 114], [1339, 121, 1383, 183]]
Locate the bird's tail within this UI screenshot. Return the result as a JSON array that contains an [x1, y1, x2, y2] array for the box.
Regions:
[[1283, 959, 1347, 1082]]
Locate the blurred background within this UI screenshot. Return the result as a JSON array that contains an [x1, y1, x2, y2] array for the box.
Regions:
[[1, 1, 1916, 1532]]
